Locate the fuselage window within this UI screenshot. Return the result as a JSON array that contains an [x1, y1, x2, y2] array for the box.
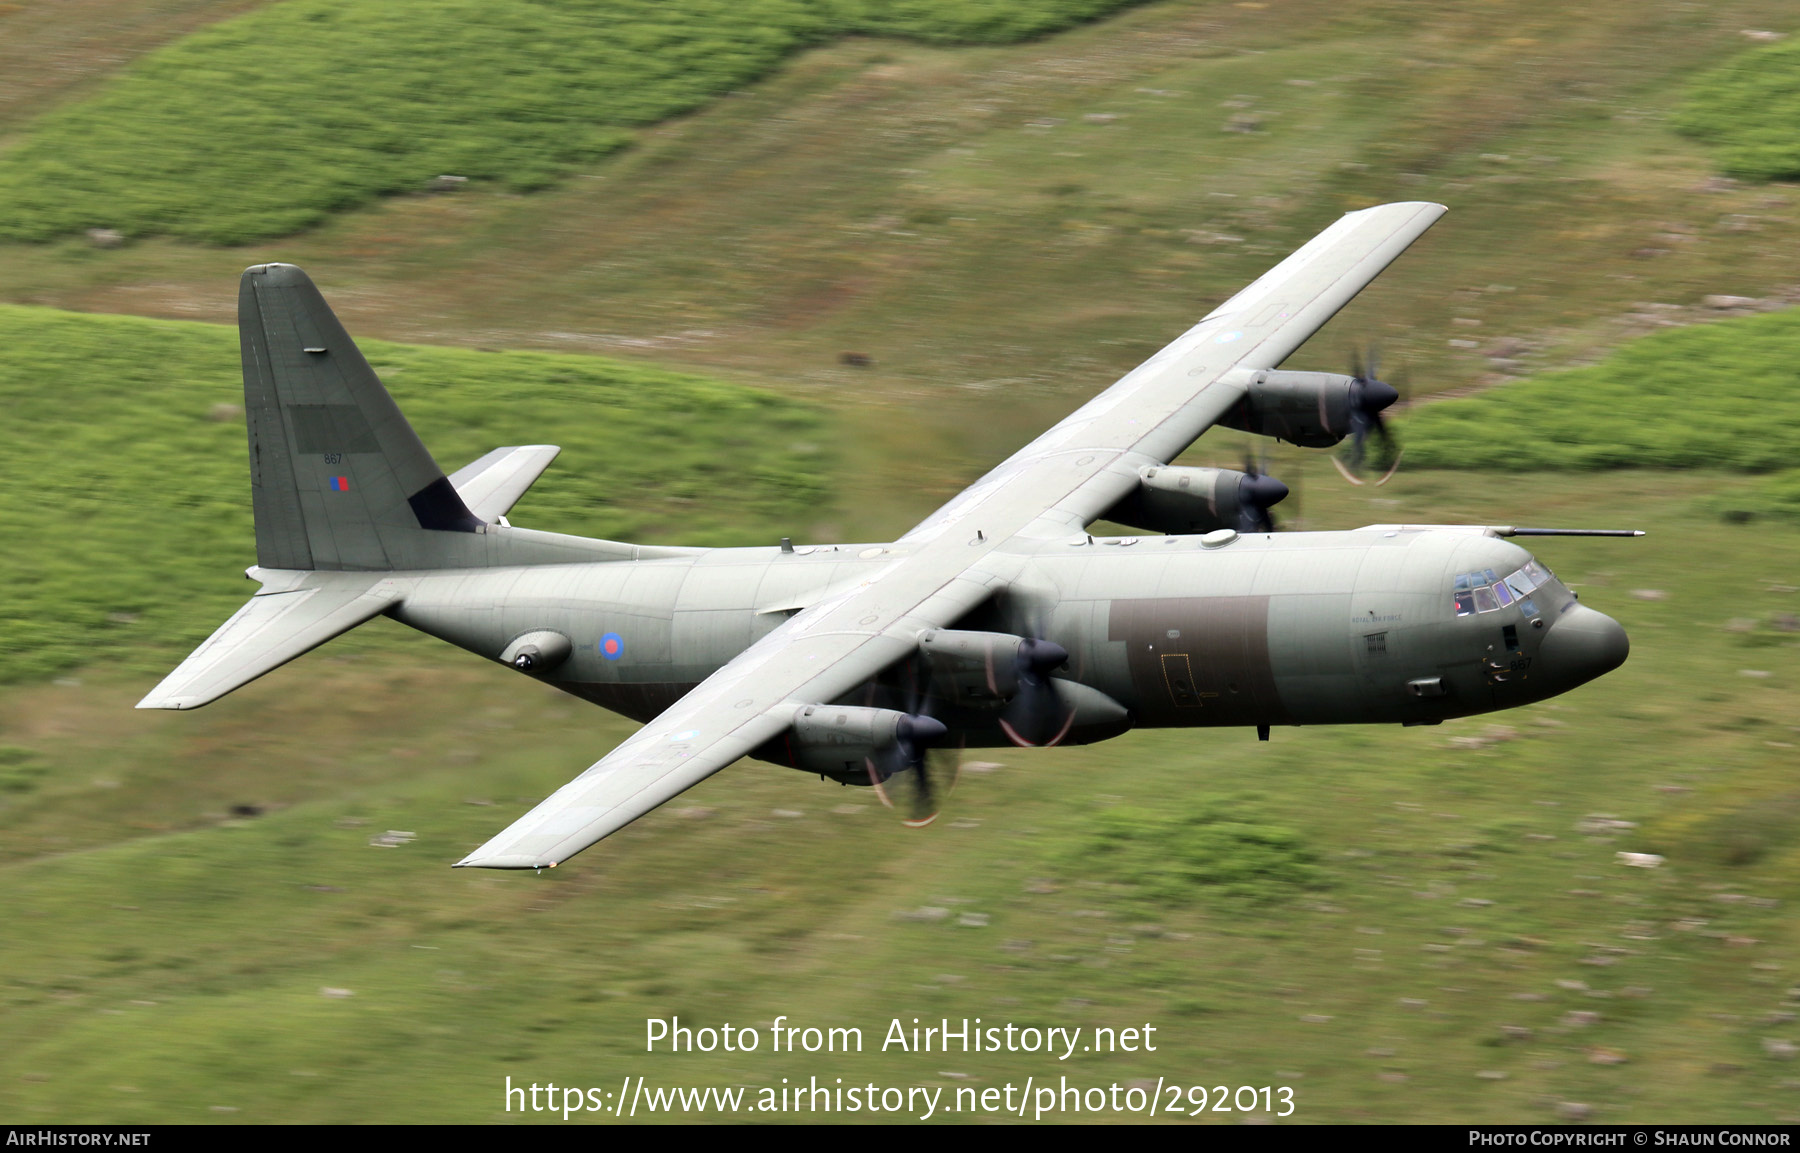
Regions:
[[1492, 580, 1514, 607], [1454, 590, 1476, 616], [1472, 585, 1500, 613]]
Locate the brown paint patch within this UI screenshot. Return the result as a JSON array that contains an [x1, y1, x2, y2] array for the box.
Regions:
[[1110, 596, 1286, 727]]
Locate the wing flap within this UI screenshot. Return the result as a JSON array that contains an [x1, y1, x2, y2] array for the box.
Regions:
[[136, 574, 401, 710], [448, 445, 561, 523]]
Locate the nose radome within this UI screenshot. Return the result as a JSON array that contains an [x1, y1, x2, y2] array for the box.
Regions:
[[1540, 604, 1629, 685]]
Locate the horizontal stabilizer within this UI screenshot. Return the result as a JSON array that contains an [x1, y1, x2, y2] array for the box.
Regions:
[[136, 573, 401, 710], [448, 445, 560, 523]]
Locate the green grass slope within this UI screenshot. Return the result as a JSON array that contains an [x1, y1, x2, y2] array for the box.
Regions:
[[1400, 307, 1800, 472], [0, 304, 828, 686], [1676, 37, 1800, 181], [0, 0, 1135, 244]]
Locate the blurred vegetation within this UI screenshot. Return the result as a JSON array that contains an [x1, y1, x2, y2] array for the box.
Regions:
[[1402, 308, 1800, 471], [1707, 469, 1800, 526], [0, 304, 828, 685], [1070, 797, 1325, 905], [0, 0, 1135, 244], [1675, 38, 1800, 181]]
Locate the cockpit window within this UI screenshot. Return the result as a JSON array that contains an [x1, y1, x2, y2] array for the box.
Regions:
[[1452, 560, 1555, 616]]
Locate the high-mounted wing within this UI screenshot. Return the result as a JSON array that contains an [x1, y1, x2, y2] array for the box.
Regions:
[[904, 200, 1447, 543], [455, 572, 999, 868], [457, 202, 1445, 869]]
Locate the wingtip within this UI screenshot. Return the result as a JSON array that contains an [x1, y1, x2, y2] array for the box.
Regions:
[[453, 853, 554, 871]]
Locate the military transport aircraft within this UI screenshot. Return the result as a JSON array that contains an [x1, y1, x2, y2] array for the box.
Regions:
[[139, 200, 1635, 870]]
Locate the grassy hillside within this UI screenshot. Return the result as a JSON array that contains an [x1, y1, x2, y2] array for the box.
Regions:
[[1399, 306, 1800, 472], [2, 473, 1797, 1123], [0, 304, 828, 686], [6, 0, 1800, 1126], [0, 0, 1136, 244], [1676, 37, 1800, 181]]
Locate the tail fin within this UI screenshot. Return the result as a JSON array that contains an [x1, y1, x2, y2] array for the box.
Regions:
[[240, 263, 481, 571]]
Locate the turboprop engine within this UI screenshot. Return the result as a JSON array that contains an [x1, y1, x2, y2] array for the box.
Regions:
[[1102, 465, 1288, 535], [782, 705, 946, 781], [1215, 369, 1387, 448]]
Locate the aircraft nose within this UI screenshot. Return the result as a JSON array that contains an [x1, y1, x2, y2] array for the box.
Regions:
[[1539, 603, 1629, 686]]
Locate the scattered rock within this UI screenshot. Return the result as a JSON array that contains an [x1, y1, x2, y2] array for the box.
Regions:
[[1563, 1010, 1601, 1027], [1741, 29, 1786, 42], [319, 987, 353, 998], [86, 228, 123, 248], [1741, 669, 1773, 678], [1630, 589, 1667, 601], [898, 906, 950, 922], [1024, 878, 1059, 894], [1704, 294, 1759, 310], [675, 806, 715, 819], [1477, 1070, 1508, 1080], [831, 804, 865, 816], [1558, 1102, 1592, 1121], [207, 402, 242, 422], [1617, 852, 1663, 868], [958, 913, 990, 928], [428, 175, 468, 192], [1299, 1013, 1333, 1023], [1588, 1048, 1628, 1066], [838, 352, 872, 367], [368, 830, 415, 848], [771, 809, 804, 819], [1766, 1039, 1798, 1059], [229, 804, 263, 818], [1082, 113, 1118, 123], [1501, 1025, 1533, 1041], [1577, 814, 1637, 835]]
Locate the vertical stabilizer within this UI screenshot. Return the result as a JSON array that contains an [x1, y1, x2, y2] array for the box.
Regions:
[[239, 263, 481, 571]]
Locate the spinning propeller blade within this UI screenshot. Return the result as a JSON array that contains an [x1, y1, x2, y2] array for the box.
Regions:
[[866, 660, 957, 826], [999, 635, 1076, 748], [1337, 346, 1404, 486]]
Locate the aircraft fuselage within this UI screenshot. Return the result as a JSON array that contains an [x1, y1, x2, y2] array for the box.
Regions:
[[391, 526, 1627, 758]]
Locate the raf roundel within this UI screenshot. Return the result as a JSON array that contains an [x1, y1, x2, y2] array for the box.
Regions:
[[598, 632, 624, 661]]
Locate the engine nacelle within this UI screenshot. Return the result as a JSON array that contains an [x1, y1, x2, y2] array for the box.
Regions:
[[916, 629, 1065, 703], [772, 705, 943, 781], [1103, 466, 1248, 536], [1216, 370, 1356, 448]]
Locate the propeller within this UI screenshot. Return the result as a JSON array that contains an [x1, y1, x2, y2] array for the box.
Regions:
[[1333, 347, 1404, 487], [998, 635, 1076, 748], [1237, 451, 1289, 533], [866, 662, 957, 827]]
